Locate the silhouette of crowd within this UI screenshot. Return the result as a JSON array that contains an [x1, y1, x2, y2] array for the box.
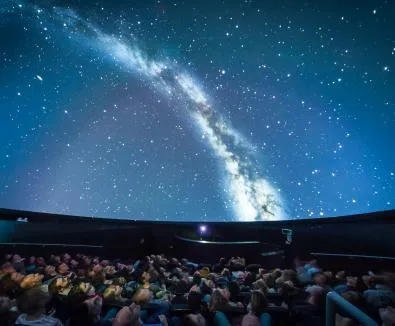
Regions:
[[0, 253, 394, 326]]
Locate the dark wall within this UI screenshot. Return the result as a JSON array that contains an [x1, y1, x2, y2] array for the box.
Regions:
[[0, 209, 394, 265]]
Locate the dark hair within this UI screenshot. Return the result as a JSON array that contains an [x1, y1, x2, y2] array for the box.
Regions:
[[193, 274, 201, 286], [209, 290, 228, 312], [175, 279, 189, 294], [279, 283, 297, 306], [17, 286, 50, 315], [68, 302, 95, 326], [250, 290, 268, 316], [184, 313, 207, 326], [188, 292, 203, 313], [0, 275, 22, 299], [228, 281, 240, 299], [200, 282, 212, 295], [265, 275, 276, 289], [244, 273, 255, 287]]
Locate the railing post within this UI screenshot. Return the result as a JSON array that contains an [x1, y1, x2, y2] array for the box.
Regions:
[[326, 292, 335, 326], [325, 291, 377, 326]]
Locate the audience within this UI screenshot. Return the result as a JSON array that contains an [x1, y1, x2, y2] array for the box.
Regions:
[[0, 253, 393, 326]]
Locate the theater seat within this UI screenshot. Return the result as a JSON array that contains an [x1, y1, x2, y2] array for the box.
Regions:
[[260, 312, 272, 326], [214, 311, 231, 326], [265, 306, 291, 326], [169, 303, 192, 316]]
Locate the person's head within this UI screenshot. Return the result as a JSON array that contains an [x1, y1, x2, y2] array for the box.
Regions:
[[324, 271, 333, 282], [12, 254, 23, 264], [221, 268, 230, 278], [83, 256, 92, 267], [1, 262, 16, 275], [63, 253, 72, 262], [84, 295, 102, 319], [272, 269, 282, 279], [312, 272, 327, 288], [252, 279, 268, 293], [57, 262, 69, 275], [346, 276, 358, 289], [100, 260, 110, 267], [362, 275, 376, 289], [175, 279, 189, 295], [200, 279, 214, 295], [104, 265, 116, 277], [113, 303, 141, 326], [184, 313, 207, 326], [379, 306, 395, 326], [249, 290, 268, 316], [199, 267, 210, 279], [279, 281, 298, 305], [51, 255, 61, 264], [236, 271, 246, 284], [209, 289, 228, 312], [0, 296, 13, 313], [20, 273, 44, 289], [149, 269, 160, 282], [68, 296, 103, 326], [45, 265, 57, 277], [36, 257, 45, 266], [17, 286, 50, 316], [264, 274, 276, 289], [70, 259, 79, 269], [336, 271, 346, 282], [193, 272, 201, 286], [341, 291, 364, 307], [228, 280, 240, 299], [92, 264, 103, 274], [306, 285, 325, 307], [283, 270, 296, 282], [69, 282, 96, 300], [133, 289, 153, 306], [10, 272, 24, 284], [113, 277, 127, 286], [48, 276, 70, 295], [244, 272, 255, 287], [309, 259, 318, 267], [0, 274, 21, 298], [103, 285, 123, 300]]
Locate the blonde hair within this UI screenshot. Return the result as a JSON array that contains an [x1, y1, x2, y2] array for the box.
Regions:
[[209, 289, 228, 312], [133, 289, 153, 306]]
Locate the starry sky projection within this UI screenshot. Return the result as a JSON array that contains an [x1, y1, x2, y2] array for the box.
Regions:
[[0, 0, 394, 222]]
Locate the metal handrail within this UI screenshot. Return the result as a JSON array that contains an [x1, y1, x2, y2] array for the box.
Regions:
[[311, 252, 395, 260], [0, 242, 103, 248], [174, 235, 260, 245], [326, 291, 377, 326]]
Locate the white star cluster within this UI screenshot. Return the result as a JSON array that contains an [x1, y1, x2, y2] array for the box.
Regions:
[[75, 12, 286, 221]]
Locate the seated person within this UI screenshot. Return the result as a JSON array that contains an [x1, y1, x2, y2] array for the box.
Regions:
[[0, 296, 18, 326], [20, 273, 44, 290], [209, 288, 243, 312], [15, 286, 63, 326], [242, 290, 269, 326], [133, 289, 169, 324], [68, 295, 106, 326], [188, 291, 204, 313], [184, 313, 207, 326], [171, 279, 189, 304]]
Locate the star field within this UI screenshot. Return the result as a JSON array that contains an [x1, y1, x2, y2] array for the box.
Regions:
[[0, 0, 394, 221]]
